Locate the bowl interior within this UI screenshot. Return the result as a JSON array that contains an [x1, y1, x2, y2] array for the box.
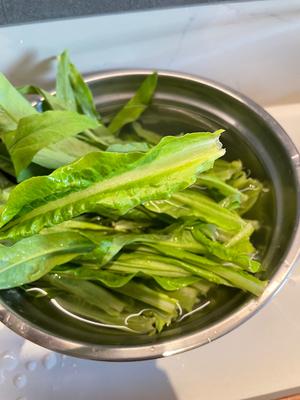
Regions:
[[0, 72, 298, 354]]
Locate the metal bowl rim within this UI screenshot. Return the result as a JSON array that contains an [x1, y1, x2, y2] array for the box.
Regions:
[[0, 69, 299, 361]]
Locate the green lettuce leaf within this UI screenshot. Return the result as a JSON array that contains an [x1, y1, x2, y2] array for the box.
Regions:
[[55, 50, 99, 119], [106, 142, 150, 153], [144, 189, 245, 233], [228, 170, 263, 215], [0, 142, 15, 176], [69, 62, 99, 120], [32, 137, 100, 170], [196, 174, 245, 206], [140, 223, 206, 254], [132, 122, 161, 145], [78, 222, 206, 266], [56, 50, 77, 111], [157, 285, 200, 312], [79, 232, 140, 265], [153, 276, 201, 291], [5, 110, 99, 175], [0, 73, 36, 132], [46, 274, 126, 315], [152, 245, 267, 296], [204, 159, 242, 181], [18, 85, 67, 111], [53, 266, 135, 288], [191, 224, 261, 272], [42, 219, 114, 233], [0, 232, 95, 289], [112, 280, 178, 315], [106, 251, 193, 278], [0, 131, 224, 239], [48, 293, 156, 334], [108, 73, 158, 134]]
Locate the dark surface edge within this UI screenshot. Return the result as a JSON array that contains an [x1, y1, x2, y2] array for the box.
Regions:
[[0, 0, 263, 27]]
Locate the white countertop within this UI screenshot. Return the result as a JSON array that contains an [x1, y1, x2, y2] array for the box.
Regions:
[[0, 2, 300, 399]]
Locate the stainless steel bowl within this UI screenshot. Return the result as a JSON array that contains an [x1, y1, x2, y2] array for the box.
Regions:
[[0, 70, 300, 361]]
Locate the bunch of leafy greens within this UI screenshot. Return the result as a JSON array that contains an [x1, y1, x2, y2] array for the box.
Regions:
[[0, 51, 267, 335]]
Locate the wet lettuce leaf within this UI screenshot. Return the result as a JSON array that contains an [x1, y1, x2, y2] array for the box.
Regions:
[[0, 131, 224, 239], [4, 110, 99, 175], [0, 232, 95, 289], [56, 50, 77, 111], [32, 137, 100, 170], [191, 224, 261, 273], [149, 245, 267, 296], [108, 73, 158, 134], [132, 122, 161, 145], [144, 189, 246, 233], [69, 62, 100, 120], [0, 73, 36, 132], [48, 293, 157, 334], [18, 85, 67, 111], [0, 142, 15, 177], [106, 141, 150, 153], [53, 266, 136, 288]]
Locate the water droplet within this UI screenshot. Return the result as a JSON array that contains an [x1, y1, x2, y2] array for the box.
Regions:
[[0, 352, 18, 371], [13, 374, 27, 389], [42, 353, 57, 370], [72, 362, 77, 368], [25, 360, 37, 372]]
